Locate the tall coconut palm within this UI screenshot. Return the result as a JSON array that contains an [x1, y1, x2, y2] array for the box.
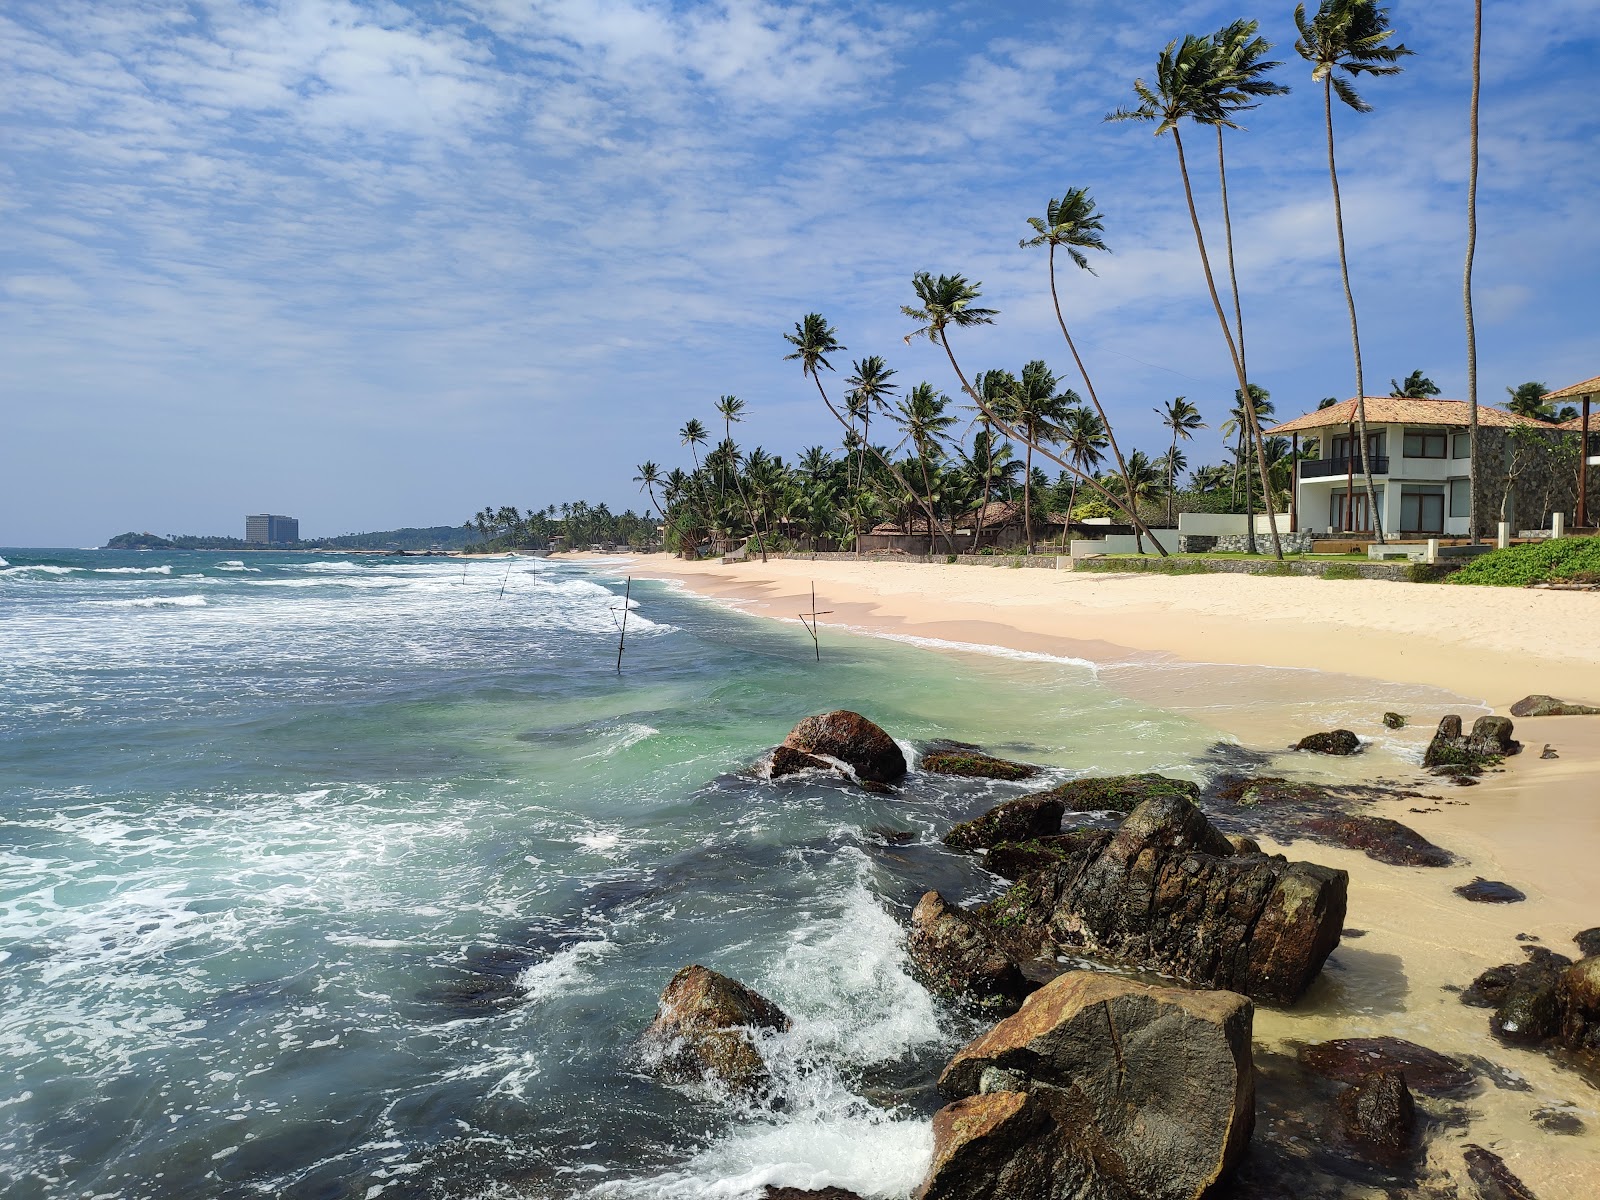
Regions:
[[892, 382, 959, 553], [1019, 189, 1140, 514], [1059, 406, 1109, 528], [715, 394, 766, 562], [1001, 361, 1074, 552], [1156, 397, 1206, 526], [1389, 370, 1439, 398], [784, 316, 941, 549], [1106, 35, 1283, 558], [1464, 0, 1482, 543], [1294, 0, 1412, 543], [973, 368, 1018, 545], [901, 271, 1169, 556], [1203, 20, 1289, 368], [678, 419, 709, 473], [845, 355, 899, 552], [633, 461, 665, 522]]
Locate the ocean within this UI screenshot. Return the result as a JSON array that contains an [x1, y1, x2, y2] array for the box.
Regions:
[[0, 548, 1467, 1199]]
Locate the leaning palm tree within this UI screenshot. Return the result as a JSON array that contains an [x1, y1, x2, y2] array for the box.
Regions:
[[1106, 35, 1283, 558], [679, 419, 709, 472], [1294, 0, 1413, 543], [1464, 0, 1482, 543], [1019, 189, 1139, 512], [902, 271, 1169, 555], [783, 316, 941, 549], [1001, 361, 1074, 552], [715, 394, 766, 562], [973, 368, 1017, 545], [1156, 397, 1206, 526], [1203, 20, 1289, 368], [633, 461, 665, 523]]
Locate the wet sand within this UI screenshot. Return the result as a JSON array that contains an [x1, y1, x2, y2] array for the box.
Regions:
[[622, 553, 1600, 1196]]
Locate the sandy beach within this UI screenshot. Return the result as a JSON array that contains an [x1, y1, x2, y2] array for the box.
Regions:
[[619, 552, 1600, 1196]]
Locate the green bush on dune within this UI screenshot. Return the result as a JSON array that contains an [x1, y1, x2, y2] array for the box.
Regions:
[[1447, 537, 1600, 588]]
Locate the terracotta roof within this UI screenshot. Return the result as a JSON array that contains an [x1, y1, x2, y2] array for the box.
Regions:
[[1545, 376, 1600, 402], [1560, 411, 1598, 432], [1268, 397, 1547, 435]]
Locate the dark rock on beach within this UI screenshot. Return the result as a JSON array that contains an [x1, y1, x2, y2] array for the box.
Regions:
[[763, 1189, 866, 1200], [1463, 1143, 1540, 1200], [1557, 955, 1600, 1054], [770, 745, 833, 778], [923, 971, 1255, 1200], [1036, 772, 1200, 814], [1298, 1037, 1476, 1098], [780, 711, 907, 783], [1531, 1105, 1586, 1135], [984, 831, 1109, 881], [1215, 775, 1326, 807], [1295, 729, 1362, 755], [1300, 813, 1455, 867], [920, 741, 1039, 781], [978, 795, 1347, 1005], [1509, 694, 1600, 718], [1456, 878, 1527, 904], [943, 793, 1065, 853], [1462, 947, 1571, 1046], [640, 965, 790, 1093], [906, 891, 1036, 1016], [1424, 714, 1521, 774], [1383, 711, 1408, 729], [1336, 1070, 1418, 1167], [1574, 928, 1600, 957]]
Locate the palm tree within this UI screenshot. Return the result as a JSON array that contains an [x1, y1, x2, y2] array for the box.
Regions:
[[1221, 386, 1276, 535], [1203, 20, 1289, 369], [1389, 370, 1440, 398], [1001, 361, 1074, 552], [679, 419, 709, 472], [1106, 35, 1284, 558], [1058, 407, 1109, 527], [1111, 451, 1167, 518], [1294, 0, 1413, 543], [633, 461, 665, 522], [1156, 397, 1206, 526], [902, 271, 1169, 556], [715, 394, 765, 562], [784, 316, 942, 551], [972, 368, 1018, 545], [1019, 189, 1140, 516], [892, 382, 959, 553], [845, 355, 899, 552], [1464, 0, 1483, 544]]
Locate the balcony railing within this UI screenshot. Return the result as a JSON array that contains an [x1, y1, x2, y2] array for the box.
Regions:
[[1299, 455, 1390, 479]]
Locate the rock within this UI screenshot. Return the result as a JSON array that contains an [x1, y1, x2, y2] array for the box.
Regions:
[[1298, 1037, 1475, 1098], [640, 965, 790, 1092], [1455, 878, 1527, 904], [1227, 833, 1263, 856], [1336, 1070, 1416, 1166], [1509, 694, 1600, 718], [920, 742, 1039, 781], [763, 1189, 866, 1200], [984, 831, 1109, 881], [1557, 955, 1600, 1053], [1463, 1144, 1539, 1200], [1027, 772, 1200, 814], [781, 711, 907, 783], [1295, 729, 1362, 755], [1300, 814, 1454, 867], [979, 796, 1346, 1005], [943, 794, 1064, 853], [1461, 948, 1570, 1045], [906, 891, 1036, 1015], [771, 745, 833, 778], [929, 971, 1255, 1200], [1540, 745, 1560, 760], [1531, 1105, 1586, 1135], [1215, 776, 1325, 807], [1382, 712, 1408, 729], [1423, 714, 1521, 773], [1574, 928, 1600, 957]]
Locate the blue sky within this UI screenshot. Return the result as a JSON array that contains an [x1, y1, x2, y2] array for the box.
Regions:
[[4, 0, 1596, 545]]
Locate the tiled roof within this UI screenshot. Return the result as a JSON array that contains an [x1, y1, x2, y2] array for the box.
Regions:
[[1268, 397, 1547, 435], [1559, 410, 1597, 432], [1546, 376, 1600, 402]]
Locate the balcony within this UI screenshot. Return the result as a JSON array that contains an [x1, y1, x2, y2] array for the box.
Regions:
[[1299, 456, 1390, 480]]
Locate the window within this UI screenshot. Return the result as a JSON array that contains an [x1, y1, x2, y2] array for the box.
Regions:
[[1332, 431, 1386, 460], [1452, 433, 1471, 459], [1331, 487, 1385, 532], [1449, 477, 1471, 519], [1403, 429, 1448, 458], [1401, 485, 1445, 533]]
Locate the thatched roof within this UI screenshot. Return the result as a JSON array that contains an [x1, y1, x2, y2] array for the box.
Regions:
[[1268, 397, 1546, 435], [1546, 376, 1600, 402]]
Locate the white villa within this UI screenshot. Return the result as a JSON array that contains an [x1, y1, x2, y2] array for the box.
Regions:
[[1269, 396, 1548, 538]]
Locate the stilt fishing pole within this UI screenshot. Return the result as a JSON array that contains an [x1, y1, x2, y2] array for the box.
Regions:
[[497, 556, 514, 601], [611, 576, 633, 673], [798, 582, 833, 663]]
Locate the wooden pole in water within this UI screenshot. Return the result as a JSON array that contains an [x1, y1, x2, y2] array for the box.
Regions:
[[498, 556, 514, 601], [798, 582, 833, 663], [615, 577, 632, 673]]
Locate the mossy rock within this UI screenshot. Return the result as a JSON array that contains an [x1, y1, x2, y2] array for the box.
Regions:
[[984, 831, 1108, 880], [1216, 776, 1326, 807], [920, 747, 1040, 782], [1382, 712, 1408, 730], [1028, 773, 1200, 814]]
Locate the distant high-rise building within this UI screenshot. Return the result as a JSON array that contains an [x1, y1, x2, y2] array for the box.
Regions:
[[246, 514, 299, 544]]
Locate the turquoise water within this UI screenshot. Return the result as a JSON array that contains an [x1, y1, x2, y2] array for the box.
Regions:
[[0, 549, 1440, 1199]]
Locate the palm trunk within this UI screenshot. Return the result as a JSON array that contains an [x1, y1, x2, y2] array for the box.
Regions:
[[1024, 440, 1034, 553], [933, 331, 1169, 556], [1168, 428, 1178, 527], [919, 457, 938, 556], [1464, 0, 1482, 544], [726, 430, 766, 563], [1047, 243, 1143, 529], [1170, 127, 1284, 559], [976, 419, 994, 548], [813, 376, 941, 554], [1323, 78, 1385, 543], [1217, 127, 1247, 370]]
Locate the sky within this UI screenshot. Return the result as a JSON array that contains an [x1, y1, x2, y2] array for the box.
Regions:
[[3, 0, 1597, 546]]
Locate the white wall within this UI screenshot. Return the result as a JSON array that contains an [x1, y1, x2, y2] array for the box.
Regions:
[[1071, 529, 1181, 557], [1177, 512, 1292, 536]]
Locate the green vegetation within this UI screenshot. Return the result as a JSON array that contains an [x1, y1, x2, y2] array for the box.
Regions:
[[464, 503, 657, 554], [1321, 563, 1363, 579], [1446, 538, 1600, 588]]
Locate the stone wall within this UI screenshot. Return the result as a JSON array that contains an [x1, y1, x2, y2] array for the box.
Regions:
[[1211, 531, 1316, 554], [1471, 426, 1585, 534]]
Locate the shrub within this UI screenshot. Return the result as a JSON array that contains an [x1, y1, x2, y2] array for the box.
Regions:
[[1322, 563, 1363, 580], [1447, 537, 1600, 588]]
